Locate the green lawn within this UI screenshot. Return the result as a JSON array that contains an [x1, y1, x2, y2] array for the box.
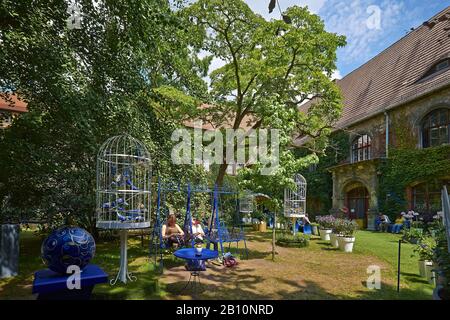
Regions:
[[0, 229, 434, 300]]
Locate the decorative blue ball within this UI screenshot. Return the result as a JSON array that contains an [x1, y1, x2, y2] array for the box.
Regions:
[[41, 227, 96, 274]]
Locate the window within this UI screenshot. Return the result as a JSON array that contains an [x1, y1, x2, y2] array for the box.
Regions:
[[421, 108, 450, 148], [419, 58, 450, 81], [351, 134, 371, 163], [413, 180, 450, 214]]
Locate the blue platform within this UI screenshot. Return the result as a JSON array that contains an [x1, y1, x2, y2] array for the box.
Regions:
[[32, 264, 108, 300]]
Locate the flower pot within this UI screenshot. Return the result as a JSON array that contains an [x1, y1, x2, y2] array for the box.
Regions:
[[338, 236, 355, 253], [330, 233, 339, 248], [259, 221, 267, 232], [195, 246, 203, 256], [319, 228, 332, 241], [418, 260, 432, 278], [311, 225, 319, 236], [425, 262, 436, 285]]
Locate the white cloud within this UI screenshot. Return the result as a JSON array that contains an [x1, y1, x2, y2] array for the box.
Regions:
[[331, 69, 342, 80], [319, 0, 405, 63]]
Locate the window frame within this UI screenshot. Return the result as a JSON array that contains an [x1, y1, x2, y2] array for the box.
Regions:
[[351, 134, 372, 163], [421, 108, 450, 148]]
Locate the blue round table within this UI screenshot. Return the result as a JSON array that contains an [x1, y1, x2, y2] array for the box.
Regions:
[[173, 248, 218, 297], [174, 248, 218, 261]]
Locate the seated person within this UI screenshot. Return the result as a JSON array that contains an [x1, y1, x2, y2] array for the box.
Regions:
[[378, 213, 391, 232], [392, 214, 405, 234], [191, 216, 205, 241], [162, 214, 185, 248], [303, 214, 311, 225]]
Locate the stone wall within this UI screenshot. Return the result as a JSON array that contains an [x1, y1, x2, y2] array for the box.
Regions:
[[329, 86, 450, 229]]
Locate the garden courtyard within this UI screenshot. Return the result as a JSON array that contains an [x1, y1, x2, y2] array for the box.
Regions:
[[0, 229, 434, 300]]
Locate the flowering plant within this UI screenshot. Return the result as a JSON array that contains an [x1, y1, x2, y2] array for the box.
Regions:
[[413, 237, 435, 261], [340, 219, 358, 237], [315, 215, 335, 229]]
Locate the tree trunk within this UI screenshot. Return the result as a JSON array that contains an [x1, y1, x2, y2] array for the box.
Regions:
[[272, 212, 276, 261], [215, 162, 228, 186]]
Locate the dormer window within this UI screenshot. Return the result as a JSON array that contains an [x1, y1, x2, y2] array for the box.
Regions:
[[418, 58, 450, 82]]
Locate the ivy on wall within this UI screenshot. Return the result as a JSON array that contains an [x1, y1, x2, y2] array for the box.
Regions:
[[378, 144, 450, 217], [296, 130, 350, 216]]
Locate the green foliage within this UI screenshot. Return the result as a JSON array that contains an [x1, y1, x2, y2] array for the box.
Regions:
[[185, 0, 346, 194], [412, 237, 436, 261], [378, 145, 450, 218], [0, 0, 209, 231], [297, 130, 350, 215], [276, 232, 309, 248], [402, 228, 424, 244]]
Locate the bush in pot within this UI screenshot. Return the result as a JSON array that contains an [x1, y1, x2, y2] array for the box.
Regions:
[[316, 215, 335, 241], [412, 237, 435, 277], [330, 218, 344, 248], [337, 219, 358, 253]]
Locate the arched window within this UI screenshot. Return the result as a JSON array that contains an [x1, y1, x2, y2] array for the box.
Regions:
[[421, 108, 450, 148], [351, 134, 371, 163]]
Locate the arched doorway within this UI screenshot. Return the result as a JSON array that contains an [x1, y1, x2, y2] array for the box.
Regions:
[[345, 183, 369, 229]]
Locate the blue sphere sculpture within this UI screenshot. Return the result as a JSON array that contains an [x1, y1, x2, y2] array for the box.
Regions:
[[41, 227, 96, 274]]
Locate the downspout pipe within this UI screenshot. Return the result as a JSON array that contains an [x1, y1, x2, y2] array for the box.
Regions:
[[384, 111, 389, 158]]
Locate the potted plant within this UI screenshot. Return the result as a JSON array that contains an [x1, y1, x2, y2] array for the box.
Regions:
[[330, 218, 344, 249], [194, 238, 204, 255], [337, 219, 358, 253], [310, 223, 319, 236], [413, 237, 435, 277], [316, 215, 335, 241]]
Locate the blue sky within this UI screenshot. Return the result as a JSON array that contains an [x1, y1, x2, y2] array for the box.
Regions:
[[244, 0, 450, 79]]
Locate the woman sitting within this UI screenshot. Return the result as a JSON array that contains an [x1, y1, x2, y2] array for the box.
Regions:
[[189, 216, 205, 241], [162, 214, 185, 248], [391, 214, 405, 234]]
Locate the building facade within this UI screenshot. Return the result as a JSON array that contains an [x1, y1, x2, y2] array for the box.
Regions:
[[311, 7, 450, 229]]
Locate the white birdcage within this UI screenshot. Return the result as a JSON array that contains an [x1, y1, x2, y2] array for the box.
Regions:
[[284, 174, 306, 218], [96, 134, 152, 230], [96, 134, 152, 285], [239, 191, 254, 214]]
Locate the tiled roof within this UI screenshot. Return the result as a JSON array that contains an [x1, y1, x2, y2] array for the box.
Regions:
[[300, 6, 450, 130], [0, 94, 27, 113]]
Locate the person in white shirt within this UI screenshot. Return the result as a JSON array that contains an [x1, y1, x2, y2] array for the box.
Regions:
[[378, 213, 391, 232], [190, 216, 205, 241]]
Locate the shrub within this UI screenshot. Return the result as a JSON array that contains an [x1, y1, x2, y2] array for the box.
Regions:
[[340, 219, 358, 237], [276, 233, 309, 248], [412, 237, 435, 261], [315, 215, 335, 229]]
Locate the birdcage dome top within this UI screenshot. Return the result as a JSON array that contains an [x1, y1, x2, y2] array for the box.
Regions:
[[97, 134, 151, 163]]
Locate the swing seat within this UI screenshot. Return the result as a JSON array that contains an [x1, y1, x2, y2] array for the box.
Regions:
[[303, 223, 312, 235]]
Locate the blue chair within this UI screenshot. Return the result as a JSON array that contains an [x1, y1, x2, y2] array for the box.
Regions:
[[303, 224, 312, 235]]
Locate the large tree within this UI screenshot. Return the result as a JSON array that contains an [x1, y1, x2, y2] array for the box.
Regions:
[[0, 0, 209, 232], [184, 0, 346, 192]]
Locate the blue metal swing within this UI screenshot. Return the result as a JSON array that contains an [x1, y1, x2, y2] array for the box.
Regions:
[[204, 186, 249, 259]]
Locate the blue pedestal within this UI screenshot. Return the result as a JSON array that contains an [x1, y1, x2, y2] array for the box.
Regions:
[[32, 264, 108, 300]]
